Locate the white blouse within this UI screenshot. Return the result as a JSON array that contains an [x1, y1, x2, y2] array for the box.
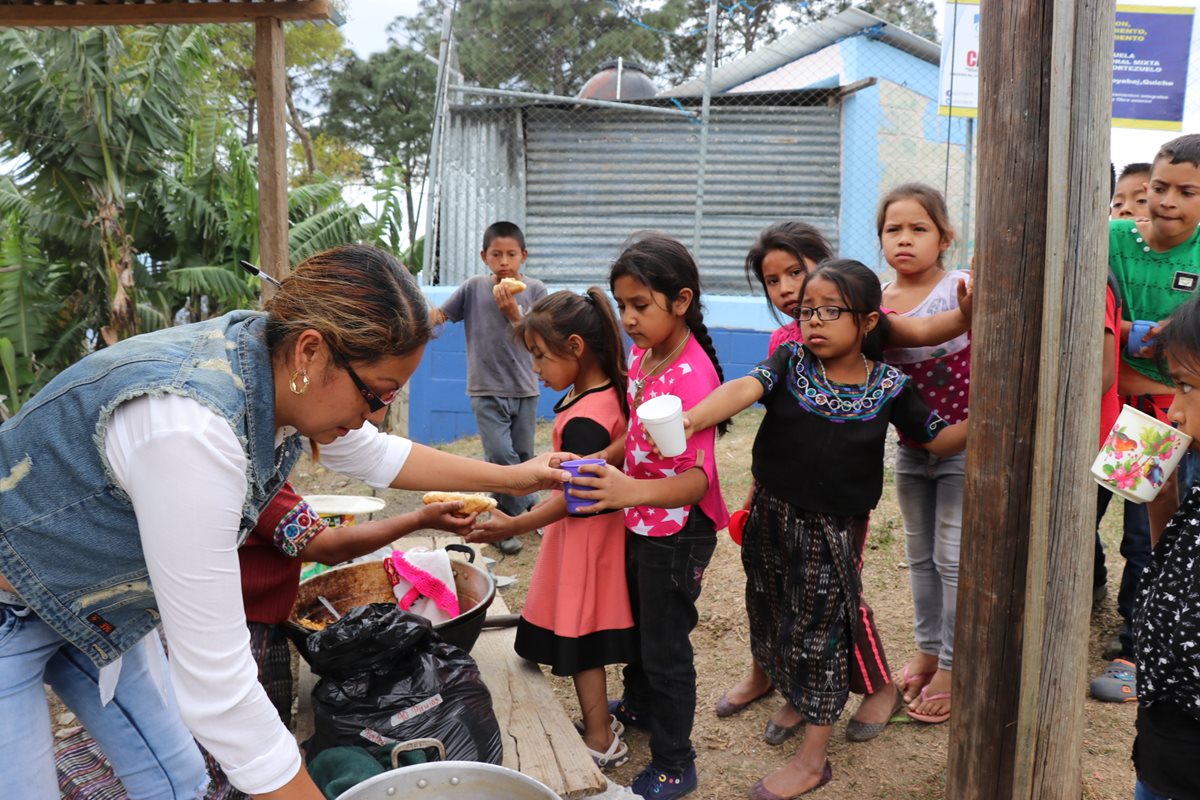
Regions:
[[104, 393, 410, 795]]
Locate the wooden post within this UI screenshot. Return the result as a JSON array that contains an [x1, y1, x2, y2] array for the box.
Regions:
[[256, 18, 289, 285], [947, 1, 1113, 798]]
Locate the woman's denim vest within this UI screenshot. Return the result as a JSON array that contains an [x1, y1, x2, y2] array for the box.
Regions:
[[0, 311, 302, 667]]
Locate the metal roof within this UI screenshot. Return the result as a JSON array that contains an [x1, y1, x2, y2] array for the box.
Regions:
[[666, 7, 939, 98]]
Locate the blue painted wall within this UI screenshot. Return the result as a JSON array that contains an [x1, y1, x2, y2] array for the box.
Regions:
[[409, 286, 781, 443], [834, 36, 970, 267]]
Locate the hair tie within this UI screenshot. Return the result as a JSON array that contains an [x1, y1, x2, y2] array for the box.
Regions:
[[583, 292, 597, 306]]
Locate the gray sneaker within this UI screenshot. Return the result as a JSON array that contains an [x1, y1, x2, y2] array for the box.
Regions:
[[1090, 659, 1137, 702], [495, 536, 523, 555]]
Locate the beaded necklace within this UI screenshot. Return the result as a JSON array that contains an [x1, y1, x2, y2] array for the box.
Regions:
[[815, 353, 873, 412]]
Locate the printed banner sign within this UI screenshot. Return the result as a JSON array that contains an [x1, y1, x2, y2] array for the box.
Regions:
[[937, 0, 980, 118], [938, 2, 1195, 130], [1112, 5, 1195, 131]]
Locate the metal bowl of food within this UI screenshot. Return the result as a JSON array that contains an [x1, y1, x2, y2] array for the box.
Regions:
[[288, 545, 495, 655], [335, 761, 558, 800]]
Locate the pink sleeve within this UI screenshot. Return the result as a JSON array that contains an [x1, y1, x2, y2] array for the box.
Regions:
[[671, 362, 729, 528]]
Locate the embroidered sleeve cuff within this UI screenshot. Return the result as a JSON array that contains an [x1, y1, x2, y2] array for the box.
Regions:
[[272, 500, 327, 557]]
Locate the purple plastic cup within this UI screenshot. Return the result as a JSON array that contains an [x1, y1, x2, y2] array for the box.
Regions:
[[562, 458, 606, 515]]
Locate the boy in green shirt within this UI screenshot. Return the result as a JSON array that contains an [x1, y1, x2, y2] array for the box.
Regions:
[[1095, 134, 1200, 703]]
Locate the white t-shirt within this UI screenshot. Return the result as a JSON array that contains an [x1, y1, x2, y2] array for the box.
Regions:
[[104, 393, 410, 794]]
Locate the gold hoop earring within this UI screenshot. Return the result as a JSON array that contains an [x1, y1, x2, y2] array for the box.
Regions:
[[289, 369, 310, 395]]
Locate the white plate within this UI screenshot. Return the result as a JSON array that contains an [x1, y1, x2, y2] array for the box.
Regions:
[[303, 494, 386, 517]]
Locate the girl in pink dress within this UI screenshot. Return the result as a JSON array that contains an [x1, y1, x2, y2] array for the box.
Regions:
[[569, 233, 730, 800], [467, 288, 636, 769]]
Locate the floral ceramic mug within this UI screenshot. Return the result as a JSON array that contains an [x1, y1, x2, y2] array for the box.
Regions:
[[1092, 405, 1193, 503]]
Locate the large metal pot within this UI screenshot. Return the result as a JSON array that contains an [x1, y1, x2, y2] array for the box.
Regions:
[[288, 545, 496, 655], [335, 761, 558, 800]]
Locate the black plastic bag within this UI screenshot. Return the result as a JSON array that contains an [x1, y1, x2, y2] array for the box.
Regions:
[[303, 604, 502, 765]]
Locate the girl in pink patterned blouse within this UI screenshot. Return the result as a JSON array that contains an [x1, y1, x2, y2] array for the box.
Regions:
[[569, 232, 730, 800], [878, 183, 971, 726]]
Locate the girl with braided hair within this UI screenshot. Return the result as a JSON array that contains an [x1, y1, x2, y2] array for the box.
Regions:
[[567, 232, 730, 799]]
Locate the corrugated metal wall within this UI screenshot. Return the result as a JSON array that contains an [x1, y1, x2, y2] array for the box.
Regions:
[[435, 106, 526, 284], [436, 102, 841, 294]]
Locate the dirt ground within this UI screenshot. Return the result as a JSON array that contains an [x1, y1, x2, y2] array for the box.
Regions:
[[286, 406, 1138, 800]]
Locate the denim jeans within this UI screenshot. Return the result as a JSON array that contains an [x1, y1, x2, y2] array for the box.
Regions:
[[1118, 452, 1196, 661], [895, 446, 964, 671], [622, 510, 716, 773], [0, 601, 208, 799], [470, 395, 538, 516], [1134, 779, 1175, 800]]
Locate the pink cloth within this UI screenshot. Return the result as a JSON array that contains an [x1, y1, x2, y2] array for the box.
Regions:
[[768, 321, 803, 355], [385, 549, 460, 623], [882, 271, 971, 447], [624, 336, 730, 536]]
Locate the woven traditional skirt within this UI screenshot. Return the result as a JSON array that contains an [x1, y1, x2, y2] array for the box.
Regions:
[[742, 485, 865, 726]]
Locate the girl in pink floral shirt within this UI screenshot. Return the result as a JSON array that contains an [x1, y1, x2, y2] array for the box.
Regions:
[[570, 233, 729, 800]]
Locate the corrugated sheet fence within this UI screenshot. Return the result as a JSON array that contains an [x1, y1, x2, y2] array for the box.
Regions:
[[435, 98, 841, 293]]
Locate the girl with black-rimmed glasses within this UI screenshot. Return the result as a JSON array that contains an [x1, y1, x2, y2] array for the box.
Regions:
[[679, 260, 966, 799]]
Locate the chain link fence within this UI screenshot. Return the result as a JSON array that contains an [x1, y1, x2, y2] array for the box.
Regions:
[[421, 1, 974, 293]]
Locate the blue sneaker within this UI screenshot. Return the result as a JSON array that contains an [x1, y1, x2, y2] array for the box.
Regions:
[[608, 698, 652, 730], [630, 762, 697, 799], [1090, 658, 1137, 702]]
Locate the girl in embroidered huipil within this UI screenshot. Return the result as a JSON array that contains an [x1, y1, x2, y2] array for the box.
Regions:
[[683, 260, 966, 799], [568, 233, 730, 800], [877, 184, 971, 725], [467, 288, 637, 770], [1130, 295, 1200, 800]]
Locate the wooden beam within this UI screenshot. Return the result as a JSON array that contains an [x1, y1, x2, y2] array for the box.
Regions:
[[0, 1, 332, 27], [256, 16, 289, 286], [947, 0, 1113, 798]]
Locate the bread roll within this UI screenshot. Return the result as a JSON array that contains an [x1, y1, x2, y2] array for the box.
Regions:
[[421, 491, 498, 517], [498, 277, 526, 294]]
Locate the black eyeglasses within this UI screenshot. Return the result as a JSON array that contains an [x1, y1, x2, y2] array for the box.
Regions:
[[340, 359, 399, 412], [795, 305, 870, 322]]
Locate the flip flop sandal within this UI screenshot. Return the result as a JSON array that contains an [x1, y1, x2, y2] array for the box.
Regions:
[[897, 665, 936, 703], [906, 685, 952, 724]]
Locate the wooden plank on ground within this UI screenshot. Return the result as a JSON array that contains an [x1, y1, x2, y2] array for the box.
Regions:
[[473, 595, 607, 799]]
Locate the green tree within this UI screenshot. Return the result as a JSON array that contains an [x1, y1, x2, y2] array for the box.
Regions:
[[203, 18, 351, 179], [0, 26, 210, 346], [321, 46, 437, 246], [0, 26, 375, 414], [409, 0, 671, 96]]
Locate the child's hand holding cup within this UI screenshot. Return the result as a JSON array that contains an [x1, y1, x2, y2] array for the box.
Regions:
[[561, 458, 607, 516], [636, 394, 688, 458], [1092, 404, 1192, 503], [1127, 319, 1160, 358]]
